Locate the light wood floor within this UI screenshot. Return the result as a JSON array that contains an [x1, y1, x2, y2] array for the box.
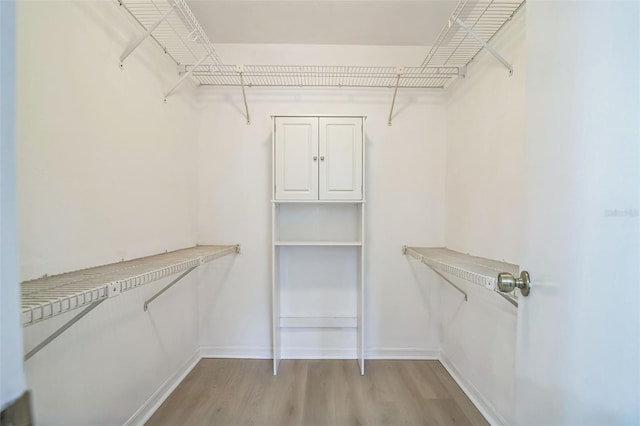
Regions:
[[146, 359, 488, 426]]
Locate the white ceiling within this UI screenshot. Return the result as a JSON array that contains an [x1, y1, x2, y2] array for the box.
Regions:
[[187, 1, 457, 46]]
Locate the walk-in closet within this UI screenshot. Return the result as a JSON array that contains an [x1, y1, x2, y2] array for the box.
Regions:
[[1, 0, 638, 425]]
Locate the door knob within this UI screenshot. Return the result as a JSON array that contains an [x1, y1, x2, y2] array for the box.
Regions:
[[313, 156, 318, 161], [497, 271, 531, 296], [320, 156, 325, 161]]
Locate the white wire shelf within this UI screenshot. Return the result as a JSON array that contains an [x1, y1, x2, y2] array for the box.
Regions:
[[118, 0, 522, 93], [120, 0, 223, 68], [21, 245, 238, 326], [421, 0, 525, 69], [189, 65, 461, 89], [404, 246, 519, 306]]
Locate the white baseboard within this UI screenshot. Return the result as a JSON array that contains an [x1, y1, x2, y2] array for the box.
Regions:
[[123, 350, 201, 426], [282, 347, 357, 359], [439, 352, 506, 426], [366, 347, 440, 360], [200, 345, 272, 359], [200, 346, 440, 360]]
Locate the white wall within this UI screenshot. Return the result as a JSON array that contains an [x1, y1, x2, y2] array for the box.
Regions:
[[196, 44, 447, 357], [518, 1, 639, 424], [439, 10, 526, 425], [1, 0, 27, 411], [17, 1, 200, 424]]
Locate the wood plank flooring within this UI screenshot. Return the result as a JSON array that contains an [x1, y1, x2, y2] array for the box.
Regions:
[[146, 359, 488, 426]]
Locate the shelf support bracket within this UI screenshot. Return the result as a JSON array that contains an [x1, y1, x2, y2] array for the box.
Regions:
[[144, 266, 198, 311], [164, 52, 212, 101], [403, 246, 468, 301], [120, 5, 176, 68], [24, 299, 107, 361], [388, 67, 404, 126], [238, 66, 251, 125], [453, 18, 513, 76], [496, 291, 518, 307]]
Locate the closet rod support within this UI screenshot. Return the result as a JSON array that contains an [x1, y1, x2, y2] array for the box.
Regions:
[[453, 18, 513, 76], [164, 52, 212, 101], [497, 291, 518, 307], [403, 246, 468, 301], [120, 4, 176, 68], [429, 266, 469, 301], [388, 67, 403, 126], [144, 266, 198, 311], [24, 299, 106, 361], [238, 66, 251, 125]]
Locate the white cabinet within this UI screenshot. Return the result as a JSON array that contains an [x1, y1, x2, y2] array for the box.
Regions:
[[272, 116, 366, 376], [274, 117, 363, 201]]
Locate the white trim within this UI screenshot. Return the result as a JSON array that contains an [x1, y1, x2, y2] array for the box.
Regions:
[[123, 350, 201, 426], [365, 347, 440, 360], [200, 346, 272, 359], [282, 348, 357, 359], [200, 346, 440, 360], [280, 316, 358, 328], [440, 351, 506, 426]]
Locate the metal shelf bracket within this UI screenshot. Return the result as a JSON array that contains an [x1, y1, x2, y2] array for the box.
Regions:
[[164, 52, 212, 101], [120, 4, 176, 68], [144, 266, 198, 311], [388, 67, 404, 126], [403, 246, 468, 301], [24, 299, 107, 361], [453, 18, 513, 76], [238, 66, 251, 125]]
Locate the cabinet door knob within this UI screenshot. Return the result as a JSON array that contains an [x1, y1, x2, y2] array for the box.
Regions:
[[313, 156, 318, 161], [320, 156, 325, 161]]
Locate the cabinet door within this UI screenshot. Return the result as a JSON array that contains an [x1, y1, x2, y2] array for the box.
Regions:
[[318, 117, 363, 200], [275, 117, 319, 200]]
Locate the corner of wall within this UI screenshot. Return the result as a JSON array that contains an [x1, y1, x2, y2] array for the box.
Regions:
[[123, 349, 202, 426]]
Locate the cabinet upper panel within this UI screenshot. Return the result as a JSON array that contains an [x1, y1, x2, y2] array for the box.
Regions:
[[274, 116, 364, 201], [275, 117, 319, 200], [319, 118, 363, 200]]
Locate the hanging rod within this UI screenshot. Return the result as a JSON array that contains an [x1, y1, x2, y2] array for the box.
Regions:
[[403, 246, 468, 301]]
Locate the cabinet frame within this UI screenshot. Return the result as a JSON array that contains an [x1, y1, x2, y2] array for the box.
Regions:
[[273, 115, 364, 202], [271, 115, 366, 376]]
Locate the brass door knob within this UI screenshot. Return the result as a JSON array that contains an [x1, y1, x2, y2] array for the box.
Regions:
[[497, 271, 531, 296]]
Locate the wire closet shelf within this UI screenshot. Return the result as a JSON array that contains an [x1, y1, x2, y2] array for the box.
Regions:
[[421, 0, 525, 70], [120, 0, 223, 68], [119, 0, 525, 90]]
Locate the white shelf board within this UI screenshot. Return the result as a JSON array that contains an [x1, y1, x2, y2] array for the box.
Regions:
[[21, 245, 239, 326], [280, 316, 358, 328], [274, 241, 362, 247], [404, 246, 519, 305]]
